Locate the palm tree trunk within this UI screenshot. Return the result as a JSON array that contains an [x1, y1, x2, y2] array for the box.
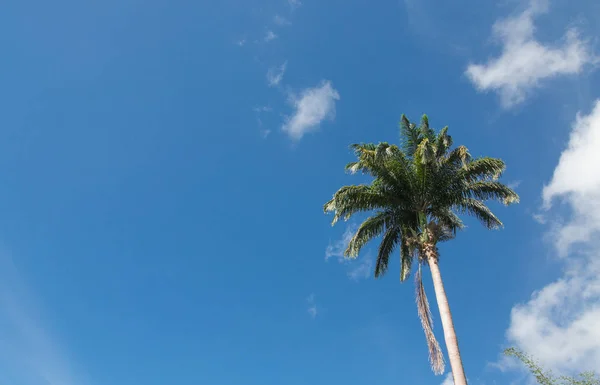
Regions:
[[428, 255, 467, 385]]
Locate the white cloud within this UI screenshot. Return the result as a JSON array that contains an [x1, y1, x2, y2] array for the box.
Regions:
[[264, 30, 277, 42], [505, 100, 600, 374], [307, 294, 318, 319], [441, 373, 454, 385], [0, 253, 89, 385], [236, 38, 246, 47], [267, 61, 287, 87], [274, 15, 291, 26], [507, 262, 600, 373], [282, 80, 340, 140], [465, 0, 594, 108], [541, 100, 600, 255]]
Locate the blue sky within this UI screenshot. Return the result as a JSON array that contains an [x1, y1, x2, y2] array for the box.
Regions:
[[1, 0, 599, 384]]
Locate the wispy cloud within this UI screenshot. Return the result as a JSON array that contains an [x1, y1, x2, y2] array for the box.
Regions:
[[507, 180, 521, 190], [0, 253, 88, 385], [274, 15, 291, 26], [288, 0, 302, 11], [325, 224, 355, 262], [253, 106, 273, 137], [465, 0, 595, 108], [504, 100, 600, 374], [236, 38, 246, 47], [347, 257, 373, 281], [402, 0, 436, 41], [267, 61, 287, 87], [307, 294, 318, 319], [253, 106, 272, 113], [531, 213, 547, 225], [282, 80, 340, 140], [325, 224, 373, 281], [264, 30, 278, 43]]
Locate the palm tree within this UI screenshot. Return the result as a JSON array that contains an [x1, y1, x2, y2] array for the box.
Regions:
[[324, 115, 519, 385]]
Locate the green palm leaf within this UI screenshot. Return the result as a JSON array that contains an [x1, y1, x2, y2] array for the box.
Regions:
[[374, 227, 401, 277]]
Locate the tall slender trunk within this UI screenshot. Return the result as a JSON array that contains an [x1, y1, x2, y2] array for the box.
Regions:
[[428, 255, 467, 385]]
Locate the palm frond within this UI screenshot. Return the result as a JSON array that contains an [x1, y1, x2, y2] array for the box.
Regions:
[[456, 198, 503, 229], [465, 181, 520, 205], [446, 145, 471, 168], [429, 208, 464, 235], [415, 265, 445, 375], [415, 138, 435, 165], [347, 142, 404, 174], [400, 114, 421, 156], [419, 114, 435, 142], [324, 185, 393, 225], [436, 229, 455, 243], [345, 143, 380, 175], [460, 157, 506, 182], [346, 143, 414, 198], [426, 222, 456, 243], [435, 126, 453, 159], [346, 211, 392, 258], [374, 227, 401, 277], [374, 143, 414, 188], [400, 238, 414, 281]]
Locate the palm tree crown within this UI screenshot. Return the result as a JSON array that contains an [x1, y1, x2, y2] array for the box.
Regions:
[[324, 114, 519, 375]]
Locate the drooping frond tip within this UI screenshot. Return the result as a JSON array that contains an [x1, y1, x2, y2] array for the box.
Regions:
[[415, 266, 445, 375], [324, 199, 335, 212]]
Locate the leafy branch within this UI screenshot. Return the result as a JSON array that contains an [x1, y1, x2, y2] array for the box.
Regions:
[[504, 348, 599, 385]]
